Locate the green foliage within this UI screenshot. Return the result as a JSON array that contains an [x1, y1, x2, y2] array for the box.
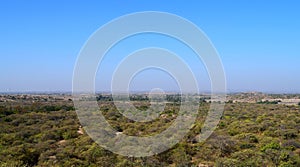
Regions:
[[171, 145, 192, 167], [1, 95, 300, 166], [261, 142, 281, 152]]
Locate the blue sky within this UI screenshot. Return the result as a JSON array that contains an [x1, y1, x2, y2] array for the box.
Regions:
[[0, 1, 299, 93]]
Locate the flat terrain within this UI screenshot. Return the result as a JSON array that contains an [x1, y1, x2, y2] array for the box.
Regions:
[[1, 93, 300, 166]]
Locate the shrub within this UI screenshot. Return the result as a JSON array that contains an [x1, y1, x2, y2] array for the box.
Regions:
[[282, 140, 300, 150], [240, 143, 255, 149], [261, 142, 281, 152]]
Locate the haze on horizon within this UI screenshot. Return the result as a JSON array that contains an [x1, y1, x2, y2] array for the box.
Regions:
[[0, 1, 299, 93]]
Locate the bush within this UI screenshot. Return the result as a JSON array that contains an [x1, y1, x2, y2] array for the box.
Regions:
[[282, 140, 300, 150], [261, 142, 281, 152], [240, 143, 255, 149]]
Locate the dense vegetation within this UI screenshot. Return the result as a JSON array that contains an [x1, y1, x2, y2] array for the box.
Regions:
[[1, 95, 300, 166]]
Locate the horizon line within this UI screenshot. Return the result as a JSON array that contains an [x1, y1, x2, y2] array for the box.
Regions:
[[1, 90, 300, 95]]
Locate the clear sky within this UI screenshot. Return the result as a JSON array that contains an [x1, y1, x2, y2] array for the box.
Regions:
[[0, 0, 299, 93]]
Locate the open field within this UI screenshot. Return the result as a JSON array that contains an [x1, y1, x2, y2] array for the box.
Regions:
[[1, 93, 300, 166]]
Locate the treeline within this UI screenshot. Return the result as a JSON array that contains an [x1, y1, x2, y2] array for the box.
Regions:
[[257, 100, 281, 104], [96, 94, 209, 103], [0, 103, 74, 117]]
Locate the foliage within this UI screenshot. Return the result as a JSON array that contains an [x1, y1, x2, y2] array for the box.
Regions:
[[0, 94, 300, 166]]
